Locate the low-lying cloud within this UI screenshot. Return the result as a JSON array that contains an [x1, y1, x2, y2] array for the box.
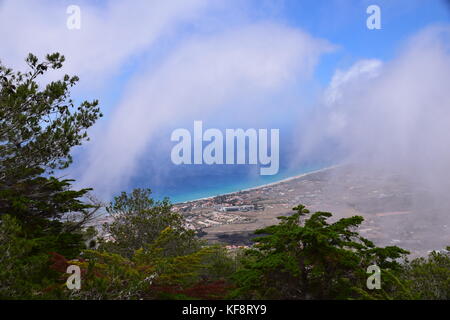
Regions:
[[300, 25, 450, 218], [75, 22, 334, 197]]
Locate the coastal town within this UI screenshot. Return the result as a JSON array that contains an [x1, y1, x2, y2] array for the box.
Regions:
[[172, 165, 449, 257]]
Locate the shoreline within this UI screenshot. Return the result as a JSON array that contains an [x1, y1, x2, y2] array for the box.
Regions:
[[176, 164, 339, 204]]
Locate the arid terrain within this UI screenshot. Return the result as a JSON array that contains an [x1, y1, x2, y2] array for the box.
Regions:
[[173, 165, 450, 257]]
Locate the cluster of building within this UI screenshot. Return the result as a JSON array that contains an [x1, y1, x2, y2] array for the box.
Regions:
[[88, 166, 449, 257], [218, 205, 255, 212], [172, 191, 267, 231], [183, 210, 255, 230]]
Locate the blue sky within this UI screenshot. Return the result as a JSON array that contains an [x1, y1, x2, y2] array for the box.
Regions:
[[0, 0, 449, 201], [248, 0, 450, 84], [92, 0, 450, 118]]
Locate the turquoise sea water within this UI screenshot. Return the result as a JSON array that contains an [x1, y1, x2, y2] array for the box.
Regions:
[[128, 127, 337, 204], [167, 163, 328, 204]]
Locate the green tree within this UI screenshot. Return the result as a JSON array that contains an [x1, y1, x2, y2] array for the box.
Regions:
[[0, 53, 101, 298], [88, 188, 238, 299], [231, 205, 409, 299], [0, 53, 102, 230], [0, 214, 66, 299], [0, 53, 101, 172], [400, 248, 450, 300], [49, 227, 235, 300], [101, 188, 201, 259]]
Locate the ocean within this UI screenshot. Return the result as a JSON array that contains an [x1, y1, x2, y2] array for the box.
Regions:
[[130, 161, 329, 204]]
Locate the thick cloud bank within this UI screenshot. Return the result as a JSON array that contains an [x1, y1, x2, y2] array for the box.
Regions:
[[300, 25, 450, 226], [75, 23, 333, 196]]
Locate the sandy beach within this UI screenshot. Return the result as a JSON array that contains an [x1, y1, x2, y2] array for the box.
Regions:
[[179, 165, 339, 204]]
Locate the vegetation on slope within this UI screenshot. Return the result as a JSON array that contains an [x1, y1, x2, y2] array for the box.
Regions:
[[1, 53, 448, 300]]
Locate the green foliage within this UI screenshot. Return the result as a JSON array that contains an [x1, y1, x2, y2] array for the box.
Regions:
[[0, 53, 101, 172], [63, 250, 154, 300], [0, 214, 65, 299], [101, 188, 201, 259], [83, 226, 99, 249], [399, 249, 450, 300], [231, 204, 409, 299], [1, 54, 447, 300], [52, 229, 235, 300], [0, 53, 101, 299], [48, 187, 240, 299], [0, 53, 101, 228], [0, 166, 95, 231]]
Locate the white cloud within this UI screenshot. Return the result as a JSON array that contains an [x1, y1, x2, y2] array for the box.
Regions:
[[74, 22, 334, 197], [0, 0, 209, 83], [324, 59, 383, 106], [0, 0, 335, 198], [301, 24, 450, 198]]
